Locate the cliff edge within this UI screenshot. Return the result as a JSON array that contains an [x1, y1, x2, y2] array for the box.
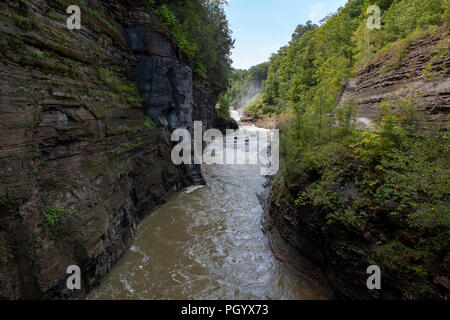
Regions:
[[0, 0, 231, 299]]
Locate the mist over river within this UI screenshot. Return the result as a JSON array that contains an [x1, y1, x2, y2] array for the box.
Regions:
[[88, 125, 320, 300]]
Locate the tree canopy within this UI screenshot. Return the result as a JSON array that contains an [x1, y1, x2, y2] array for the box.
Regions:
[[130, 0, 234, 92], [231, 0, 449, 299]]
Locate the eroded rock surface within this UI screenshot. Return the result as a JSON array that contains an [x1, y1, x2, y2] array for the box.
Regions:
[[262, 29, 450, 300], [339, 29, 450, 125], [0, 0, 230, 299]]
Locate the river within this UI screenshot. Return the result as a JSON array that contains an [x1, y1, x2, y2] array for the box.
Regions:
[[88, 117, 320, 300]]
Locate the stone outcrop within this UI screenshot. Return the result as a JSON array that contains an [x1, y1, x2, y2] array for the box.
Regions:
[[258, 178, 333, 299], [260, 178, 401, 300], [339, 28, 450, 125], [0, 0, 232, 299]]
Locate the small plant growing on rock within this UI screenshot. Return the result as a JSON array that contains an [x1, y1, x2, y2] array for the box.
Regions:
[[44, 205, 75, 227], [144, 117, 156, 129]]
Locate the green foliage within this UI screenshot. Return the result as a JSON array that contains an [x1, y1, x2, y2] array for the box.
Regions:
[[0, 37, 8, 53], [375, 236, 448, 298], [225, 62, 269, 113], [12, 13, 33, 31], [99, 68, 137, 95], [382, 0, 444, 41], [238, 0, 450, 298], [132, 0, 233, 91], [44, 205, 76, 227], [86, 6, 124, 44], [244, 94, 280, 119], [261, 0, 447, 119], [106, 119, 147, 136], [217, 93, 231, 121], [353, 0, 446, 64], [0, 10, 36, 31], [445, 0, 450, 22], [144, 116, 156, 129], [98, 68, 142, 107], [245, 102, 262, 119], [335, 99, 358, 134], [290, 21, 317, 43], [154, 4, 199, 58], [292, 94, 448, 297]]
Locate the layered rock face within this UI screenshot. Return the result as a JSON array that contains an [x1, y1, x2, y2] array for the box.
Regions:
[[262, 29, 449, 300], [0, 0, 225, 299], [339, 28, 450, 125], [261, 178, 394, 300]]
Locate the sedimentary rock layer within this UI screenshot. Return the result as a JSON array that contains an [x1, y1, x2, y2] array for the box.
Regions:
[[0, 0, 227, 299]]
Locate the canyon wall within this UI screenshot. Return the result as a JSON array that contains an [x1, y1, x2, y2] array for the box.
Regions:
[[0, 0, 228, 299], [339, 28, 450, 126], [262, 28, 449, 300]]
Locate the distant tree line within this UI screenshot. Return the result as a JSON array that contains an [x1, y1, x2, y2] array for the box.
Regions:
[[238, 0, 449, 299]]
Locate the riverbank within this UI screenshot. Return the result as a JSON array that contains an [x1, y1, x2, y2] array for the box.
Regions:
[[89, 126, 323, 299], [0, 0, 232, 299]]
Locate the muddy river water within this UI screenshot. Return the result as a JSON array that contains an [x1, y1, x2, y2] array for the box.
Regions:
[[88, 124, 320, 300]]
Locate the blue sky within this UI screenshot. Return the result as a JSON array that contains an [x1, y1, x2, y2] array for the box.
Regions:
[[225, 0, 348, 69]]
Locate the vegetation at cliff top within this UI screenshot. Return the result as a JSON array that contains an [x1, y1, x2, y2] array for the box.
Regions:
[[129, 0, 234, 92], [232, 0, 449, 299], [217, 93, 232, 121]]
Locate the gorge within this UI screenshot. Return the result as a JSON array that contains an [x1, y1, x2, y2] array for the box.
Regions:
[[0, 0, 237, 299], [0, 0, 449, 301]]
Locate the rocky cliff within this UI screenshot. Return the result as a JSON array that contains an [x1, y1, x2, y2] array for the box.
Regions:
[[339, 28, 450, 127], [261, 28, 450, 300], [0, 0, 230, 299]]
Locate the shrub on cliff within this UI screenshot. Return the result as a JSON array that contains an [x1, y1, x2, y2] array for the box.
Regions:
[[44, 205, 76, 227], [130, 0, 234, 92], [217, 93, 231, 121]]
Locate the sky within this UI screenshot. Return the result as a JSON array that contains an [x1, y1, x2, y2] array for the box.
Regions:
[[224, 0, 348, 70]]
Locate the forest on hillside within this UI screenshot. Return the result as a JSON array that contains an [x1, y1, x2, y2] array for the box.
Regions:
[[225, 0, 449, 298], [223, 62, 269, 113], [0, 0, 448, 301]]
